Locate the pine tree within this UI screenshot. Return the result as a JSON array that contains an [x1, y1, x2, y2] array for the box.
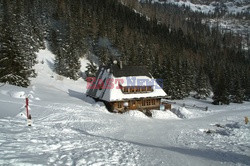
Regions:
[[183, 59, 195, 96], [0, 27, 30, 87], [85, 62, 98, 78], [99, 46, 110, 65], [0, 1, 36, 87], [212, 74, 230, 105], [173, 58, 187, 99], [195, 68, 211, 99], [161, 57, 178, 99], [54, 39, 81, 80], [231, 79, 245, 103]]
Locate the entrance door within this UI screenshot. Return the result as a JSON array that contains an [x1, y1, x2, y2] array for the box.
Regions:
[[129, 100, 137, 110]]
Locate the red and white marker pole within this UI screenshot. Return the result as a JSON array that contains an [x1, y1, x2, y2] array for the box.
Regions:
[[26, 97, 29, 118], [25, 97, 32, 126]]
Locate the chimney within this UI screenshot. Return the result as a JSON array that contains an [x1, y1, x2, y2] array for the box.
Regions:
[[119, 61, 123, 69]]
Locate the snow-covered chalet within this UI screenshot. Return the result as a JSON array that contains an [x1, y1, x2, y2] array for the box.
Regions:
[[86, 61, 167, 113]]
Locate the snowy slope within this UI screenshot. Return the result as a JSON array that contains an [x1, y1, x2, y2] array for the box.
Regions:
[[0, 47, 250, 165], [31, 46, 89, 94], [136, 0, 250, 49], [143, 0, 250, 14]]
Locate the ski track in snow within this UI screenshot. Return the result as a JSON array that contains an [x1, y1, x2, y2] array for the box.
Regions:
[[0, 103, 141, 166]]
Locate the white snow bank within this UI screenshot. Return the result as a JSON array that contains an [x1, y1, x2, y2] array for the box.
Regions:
[[1, 89, 40, 101], [32, 45, 89, 94], [15, 104, 32, 120], [124, 110, 148, 119], [9, 91, 26, 99], [204, 121, 250, 137], [0, 90, 8, 95], [16, 112, 28, 120], [151, 110, 180, 120], [35, 97, 40, 100], [170, 107, 193, 119], [150, 0, 250, 14], [197, 121, 250, 156]]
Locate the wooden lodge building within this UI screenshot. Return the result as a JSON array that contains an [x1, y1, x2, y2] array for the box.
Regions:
[[86, 62, 167, 113]]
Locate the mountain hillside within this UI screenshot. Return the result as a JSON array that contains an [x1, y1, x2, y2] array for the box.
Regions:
[[134, 0, 250, 47], [0, 47, 250, 165], [0, 0, 250, 103]]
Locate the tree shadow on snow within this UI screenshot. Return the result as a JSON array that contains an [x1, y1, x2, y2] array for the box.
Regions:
[[68, 89, 96, 104], [71, 127, 250, 165], [160, 146, 250, 165], [46, 59, 55, 71], [133, 143, 250, 165]]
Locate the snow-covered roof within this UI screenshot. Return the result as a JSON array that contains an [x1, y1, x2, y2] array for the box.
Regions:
[[119, 76, 157, 87], [87, 66, 167, 102]]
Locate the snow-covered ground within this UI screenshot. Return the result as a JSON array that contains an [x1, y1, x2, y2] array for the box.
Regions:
[[206, 17, 250, 50], [0, 47, 250, 165], [144, 0, 250, 14], [137, 0, 250, 50]]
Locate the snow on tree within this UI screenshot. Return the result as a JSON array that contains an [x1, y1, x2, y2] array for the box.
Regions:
[[85, 62, 98, 78], [194, 68, 211, 99]]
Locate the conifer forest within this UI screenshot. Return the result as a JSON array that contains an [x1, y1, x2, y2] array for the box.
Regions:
[[0, 0, 249, 104]]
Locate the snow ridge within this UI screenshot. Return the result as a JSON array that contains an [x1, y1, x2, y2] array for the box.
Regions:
[[141, 0, 250, 14]]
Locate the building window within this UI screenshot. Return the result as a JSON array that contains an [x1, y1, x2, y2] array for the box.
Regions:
[[121, 86, 154, 94], [147, 86, 152, 92], [152, 99, 155, 105], [118, 102, 123, 108], [142, 100, 146, 106], [130, 100, 136, 106], [136, 86, 140, 92], [146, 100, 151, 106], [124, 87, 128, 93]]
